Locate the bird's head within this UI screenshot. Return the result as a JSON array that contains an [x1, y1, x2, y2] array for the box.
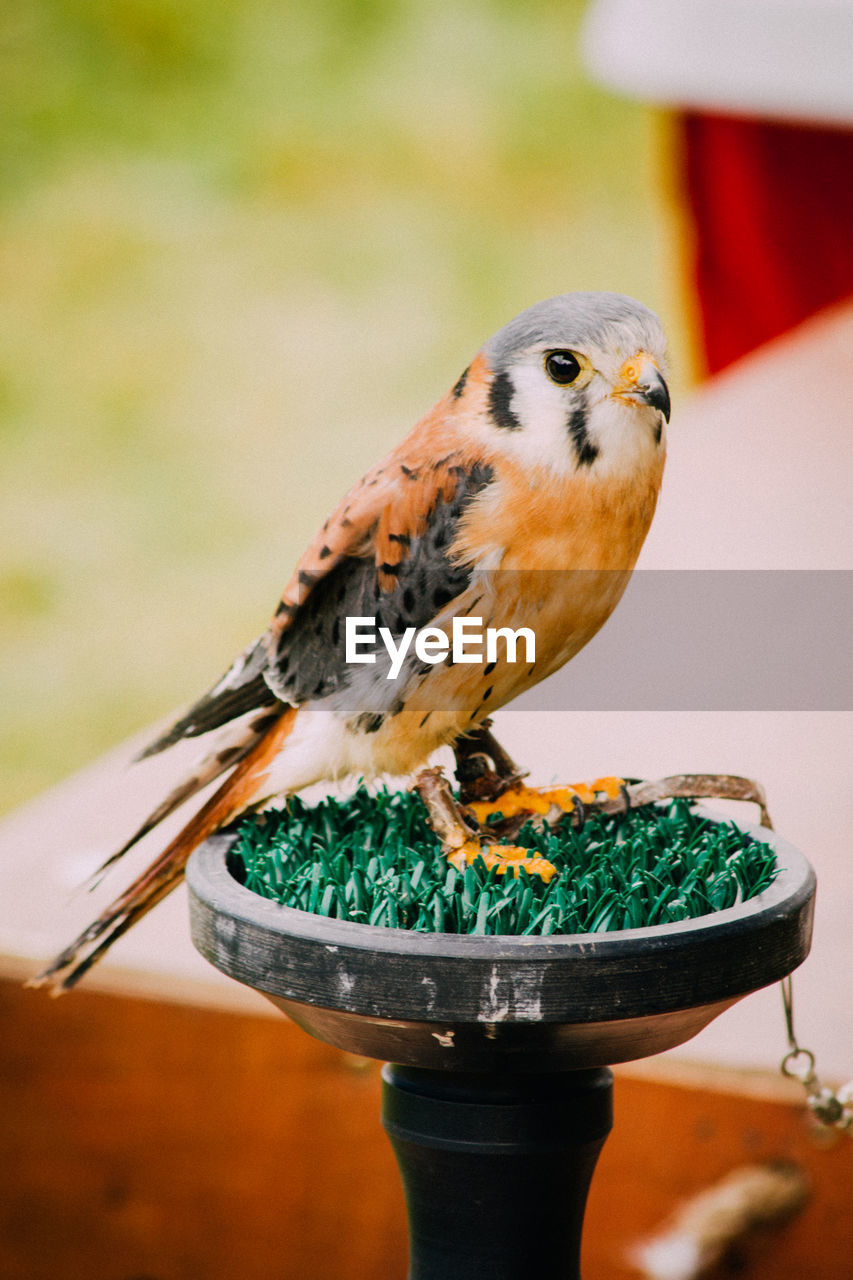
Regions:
[[477, 292, 670, 478]]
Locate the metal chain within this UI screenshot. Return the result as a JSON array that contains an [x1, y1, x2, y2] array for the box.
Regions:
[[751, 789, 851, 1134], [779, 974, 852, 1132]]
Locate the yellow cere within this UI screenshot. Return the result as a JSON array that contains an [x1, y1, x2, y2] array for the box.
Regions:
[[447, 841, 558, 883]]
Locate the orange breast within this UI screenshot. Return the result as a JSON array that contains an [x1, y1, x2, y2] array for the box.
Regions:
[[418, 452, 666, 712], [453, 454, 664, 573], [361, 450, 665, 772]]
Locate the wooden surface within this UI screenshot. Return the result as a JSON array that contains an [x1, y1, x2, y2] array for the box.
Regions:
[[4, 977, 853, 1280], [3, 978, 407, 1280]]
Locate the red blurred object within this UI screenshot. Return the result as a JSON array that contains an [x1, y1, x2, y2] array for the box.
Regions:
[[681, 112, 853, 373]]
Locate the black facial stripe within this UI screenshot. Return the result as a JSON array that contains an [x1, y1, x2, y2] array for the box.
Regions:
[[567, 405, 599, 467], [488, 370, 521, 431]]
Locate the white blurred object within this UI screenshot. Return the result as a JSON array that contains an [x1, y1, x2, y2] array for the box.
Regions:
[[582, 0, 853, 125], [631, 1163, 808, 1279]]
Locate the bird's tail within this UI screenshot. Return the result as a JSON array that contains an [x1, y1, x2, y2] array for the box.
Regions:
[[31, 707, 298, 994]]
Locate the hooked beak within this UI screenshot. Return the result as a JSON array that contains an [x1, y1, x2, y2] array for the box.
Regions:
[[615, 352, 671, 423]]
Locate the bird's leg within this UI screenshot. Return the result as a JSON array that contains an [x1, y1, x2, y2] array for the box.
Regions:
[[452, 720, 528, 804], [411, 766, 557, 883], [452, 721, 624, 833], [412, 766, 479, 849]]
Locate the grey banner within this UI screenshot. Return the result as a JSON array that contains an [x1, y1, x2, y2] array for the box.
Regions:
[[334, 570, 853, 713], [513, 570, 853, 712]]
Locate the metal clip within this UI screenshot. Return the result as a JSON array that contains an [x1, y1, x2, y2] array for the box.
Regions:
[[780, 977, 852, 1133]]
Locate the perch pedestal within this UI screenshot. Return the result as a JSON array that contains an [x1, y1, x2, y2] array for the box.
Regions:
[[187, 819, 815, 1279]]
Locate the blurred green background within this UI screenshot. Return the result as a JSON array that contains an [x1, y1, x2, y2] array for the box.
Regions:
[[0, 0, 691, 814]]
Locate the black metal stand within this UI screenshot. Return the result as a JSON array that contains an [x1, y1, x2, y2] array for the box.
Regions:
[[381, 1065, 613, 1280], [188, 824, 815, 1280]]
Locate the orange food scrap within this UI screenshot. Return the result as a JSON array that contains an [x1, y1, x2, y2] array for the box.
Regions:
[[589, 775, 625, 800], [446, 840, 557, 883], [467, 777, 625, 825]]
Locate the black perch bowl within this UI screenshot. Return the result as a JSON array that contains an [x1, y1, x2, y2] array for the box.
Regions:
[[187, 813, 815, 1073]]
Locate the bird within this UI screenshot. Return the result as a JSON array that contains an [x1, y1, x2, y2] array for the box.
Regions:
[[35, 290, 671, 991]]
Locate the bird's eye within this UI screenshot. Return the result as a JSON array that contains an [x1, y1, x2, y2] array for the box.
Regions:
[[545, 351, 582, 385]]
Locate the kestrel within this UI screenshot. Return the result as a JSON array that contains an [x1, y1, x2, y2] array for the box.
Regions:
[[38, 291, 670, 990]]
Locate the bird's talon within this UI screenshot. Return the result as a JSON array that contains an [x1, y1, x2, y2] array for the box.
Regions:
[[453, 751, 492, 783], [453, 724, 528, 804], [457, 768, 517, 805]]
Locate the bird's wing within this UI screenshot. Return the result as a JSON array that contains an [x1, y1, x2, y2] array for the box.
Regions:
[[137, 634, 276, 758], [264, 447, 495, 705], [139, 408, 495, 757]]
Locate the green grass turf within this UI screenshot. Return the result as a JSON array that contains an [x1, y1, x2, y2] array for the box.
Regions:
[[231, 787, 778, 936]]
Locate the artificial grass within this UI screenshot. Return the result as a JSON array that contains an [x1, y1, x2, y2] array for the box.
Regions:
[[231, 786, 779, 937]]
